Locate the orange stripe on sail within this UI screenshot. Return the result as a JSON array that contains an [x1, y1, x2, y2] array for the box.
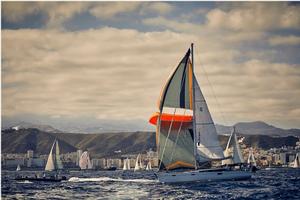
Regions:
[[149, 112, 193, 125]]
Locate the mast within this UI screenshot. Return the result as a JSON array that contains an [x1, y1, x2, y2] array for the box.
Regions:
[[191, 43, 197, 169]]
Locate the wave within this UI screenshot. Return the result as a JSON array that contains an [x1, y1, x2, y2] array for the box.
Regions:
[[17, 180, 33, 184], [68, 176, 157, 183]]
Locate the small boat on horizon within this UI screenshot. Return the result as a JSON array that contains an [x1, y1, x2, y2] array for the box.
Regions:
[[16, 164, 21, 171]]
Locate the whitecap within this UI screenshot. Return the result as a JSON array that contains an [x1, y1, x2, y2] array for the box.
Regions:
[[68, 176, 157, 183]]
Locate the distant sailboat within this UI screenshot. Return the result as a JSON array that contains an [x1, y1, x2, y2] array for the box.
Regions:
[[16, 164, 21, 171], [134, 154, 143, 171], [45, 139, 63, 171], [247, 148, 257, 166], [79, 151, 93, 170], [123, 158, 131, 170], [222, 127, 244, 165], [292, 154, 299, 168], [146, 161, 152, 171], [149, 43, 252, 183]]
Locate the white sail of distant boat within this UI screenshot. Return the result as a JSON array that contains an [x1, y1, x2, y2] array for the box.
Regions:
[[247, 148, 257, 166], [123, 158, 130, 170], [134, 154, 141, 171], [127, 158, 131, 170], [146, 161, 152, 170], [148, 43, 252, 183], [222, 127, 244, 165], [16, 164, 21, 171], [79, 151, 93, 170], [293, 154, 299, 168], [45, 139, 64, 171]]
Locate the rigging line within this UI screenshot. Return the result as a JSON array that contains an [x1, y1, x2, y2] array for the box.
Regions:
[[195, 48, 229, 126], [169, 109, 186, 164]]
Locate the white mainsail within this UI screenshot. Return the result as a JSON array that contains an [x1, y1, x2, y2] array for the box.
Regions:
[[123, 158, 130, 170], [293, 154, 299, 168], [222, 127, 244, 165], [146, 161, 152, 170], [79, 151, 93, 170], [45, 139, 64, 171], [127, 158, 131, 170], [134, 154, 141, 171], [194, 78, 224, 162], [16, 164, 21, 171], [247, 148, 257, 166], [45, 140, 56, 171]]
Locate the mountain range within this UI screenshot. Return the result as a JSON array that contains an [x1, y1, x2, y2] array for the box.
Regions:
[[4, 120, 300, 137], [2, 120, 300, 157]]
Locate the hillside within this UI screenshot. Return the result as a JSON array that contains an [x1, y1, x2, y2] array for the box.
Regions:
[[216, 121, 300, 137], [2, 128, 155, 157], [2, 128, 299, 157]]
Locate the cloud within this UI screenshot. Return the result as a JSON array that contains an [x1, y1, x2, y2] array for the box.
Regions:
[[206, 3, 300, 31], [89, 2, 141, 19], [268, 35, 300, 46], [2, 2, 90, 29], [2, 27, 300, 129]]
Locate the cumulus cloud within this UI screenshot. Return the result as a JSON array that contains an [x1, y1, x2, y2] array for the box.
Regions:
[[89, 2, 141, 19], [268, 35, 300, 46], [206, 3, 300, 31], [2, 2, 90, 28], [2, 27, 300, 129], [2, 2, 300, 129]]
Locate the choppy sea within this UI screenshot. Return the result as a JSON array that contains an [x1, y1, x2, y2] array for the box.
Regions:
[[1, 168, 300, 199]]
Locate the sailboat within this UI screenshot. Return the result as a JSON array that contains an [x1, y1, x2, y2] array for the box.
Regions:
[[222, 127, 244, 165], [79, 151, 93, 170], [292, 154, 299, 168], [247, 148, 257, 167], [123, 158, 131, 170], [15, 139, 67, 182], [134, 154, 141, 171], [149, 43, 252, 183], [16, 164, 21, 171], [146, 161, 152, 171], [45, 139, 64, 171]]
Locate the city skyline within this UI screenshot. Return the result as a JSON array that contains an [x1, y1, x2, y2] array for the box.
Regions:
[[2, 2, 300, 130]]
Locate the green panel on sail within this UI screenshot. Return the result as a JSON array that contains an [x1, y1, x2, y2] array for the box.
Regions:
[[159, 49, 192, 111], [158, 121, 195, 170]]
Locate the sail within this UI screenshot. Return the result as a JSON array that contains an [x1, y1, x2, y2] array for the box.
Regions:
[[222, 127, 244, 165], [293, 154, 299, 168], [232, 132, 244, 163], [55, 140, 63, 170], [134, 154, 141, 171], [45, 141, 55, 171], [16, 164, 21, 171], [194, 78, 224, 161], [79, 151, 92, 170], [247, 149, 257, 166], [123, 159, 127, 170], [156, 49, 195, 170], [127, 158, 131, 170], [146, 161, 152, 170], [158, 49, 193, 111]]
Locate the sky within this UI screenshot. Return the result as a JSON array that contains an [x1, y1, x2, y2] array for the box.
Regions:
[[2, 2, 300, 131]]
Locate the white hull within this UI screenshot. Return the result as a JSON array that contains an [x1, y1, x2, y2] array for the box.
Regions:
[[157, 169, 252, 183]]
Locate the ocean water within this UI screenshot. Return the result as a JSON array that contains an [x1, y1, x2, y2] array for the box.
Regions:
[[1, 168, 300, 199]]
